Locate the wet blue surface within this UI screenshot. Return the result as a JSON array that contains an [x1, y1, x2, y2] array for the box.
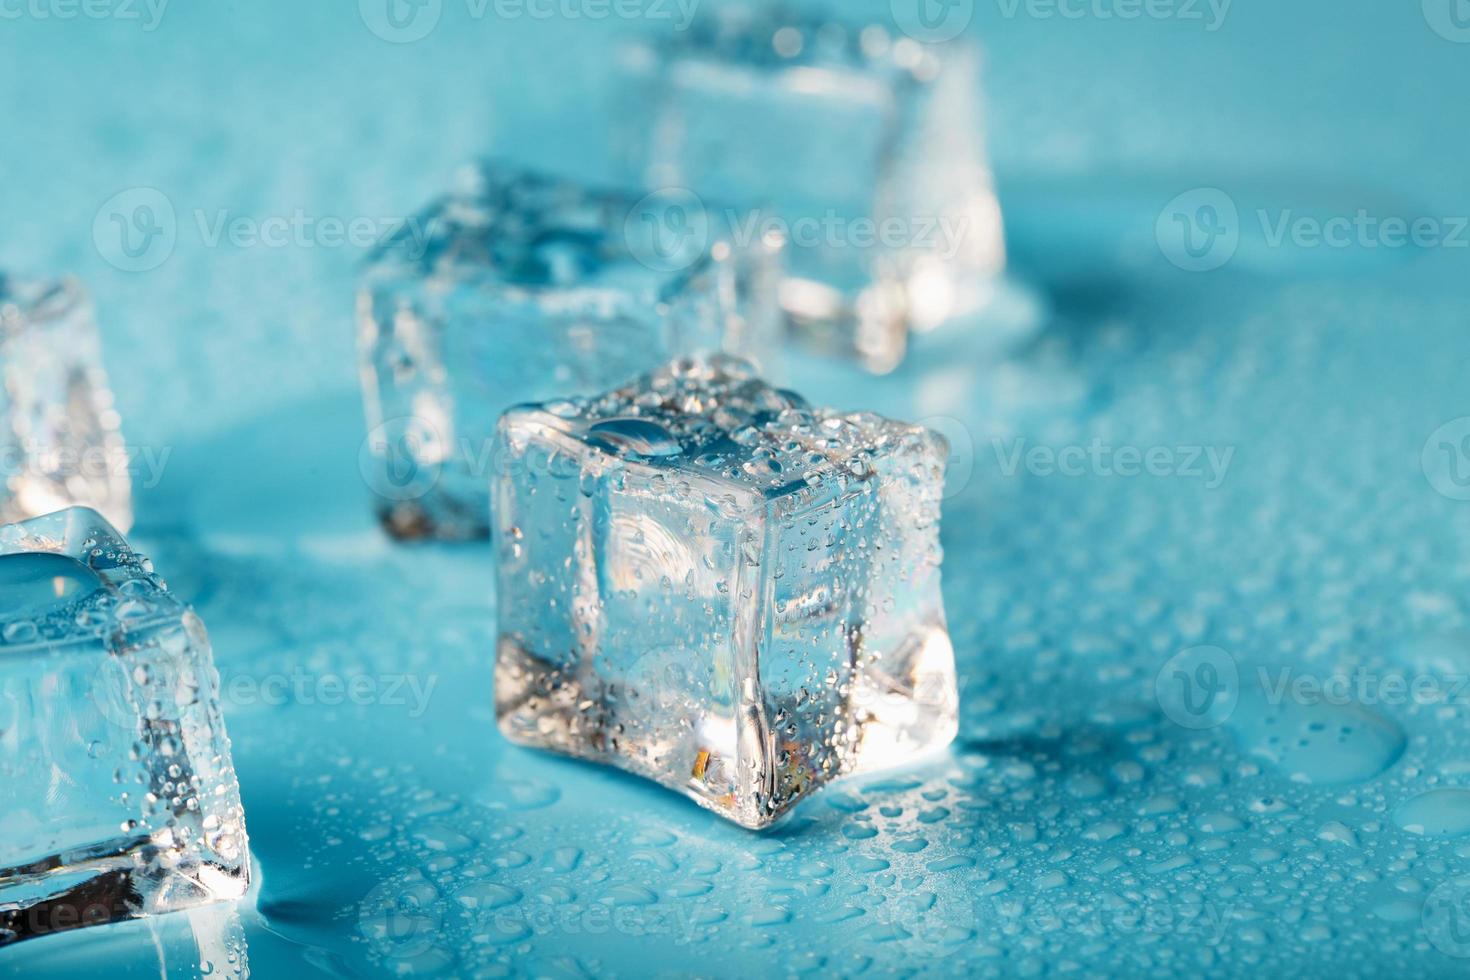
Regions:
[[3, 1, 1469, 976]]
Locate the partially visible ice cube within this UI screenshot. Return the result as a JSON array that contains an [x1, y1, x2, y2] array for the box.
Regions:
[[358, 161, 781, 541], [617, 8, 1007, 373], [493, 355, 956, 829], [0, 508, 248, 945], [0, 275, 132, 530]]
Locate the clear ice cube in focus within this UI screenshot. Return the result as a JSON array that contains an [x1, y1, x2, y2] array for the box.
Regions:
[[358, 160, 782, 541], [616, 8, 1007, 374], [0, 508, 249, 945], [0, 275, 133, 531], [493, 356, 957, 829]]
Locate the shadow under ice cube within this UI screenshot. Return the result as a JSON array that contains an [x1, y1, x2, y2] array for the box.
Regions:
[[0, 508, 248, 946], [616, 8, 1006, 373], [0, 275, 132, 530], [358, 161, 780, 541], [493, 356, 957, 829]]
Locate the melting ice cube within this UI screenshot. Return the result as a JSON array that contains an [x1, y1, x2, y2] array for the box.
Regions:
[[0, 508, 248, 945], [357, 161, 781, 541], [0, 274, 133, 530], [493, 355, 956, 828]]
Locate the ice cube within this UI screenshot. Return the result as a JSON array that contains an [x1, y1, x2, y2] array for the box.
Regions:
[[0, 275, 132, 530], [616, 8, 1006, 373], [358, 161, 781, 541], [493, 355, 956, 829], [0, 508, 248, 945]]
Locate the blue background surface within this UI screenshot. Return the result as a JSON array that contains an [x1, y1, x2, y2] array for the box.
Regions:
[[4, 1, 1470, 976]]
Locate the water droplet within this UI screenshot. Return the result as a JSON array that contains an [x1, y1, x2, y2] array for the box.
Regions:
[[587, 418, 683, 458], [1393, 789, 1470, 837], [1227, 686, 1405, 784]]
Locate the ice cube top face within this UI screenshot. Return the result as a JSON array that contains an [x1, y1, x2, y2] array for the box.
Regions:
[[0, 275, 133, 532], [620, 9, 1005, 372], [358, 162, 780, 541], [0, 508, 248, 946], [494, 356, 957, 829]]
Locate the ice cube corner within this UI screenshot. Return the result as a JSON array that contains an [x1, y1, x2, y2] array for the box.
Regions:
[[0, 507, 248, 946], [0, 274, 133, 531], [616, 8, 1005, 373], [493, 356, 957, 829], [357, 161, 780, 542]]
